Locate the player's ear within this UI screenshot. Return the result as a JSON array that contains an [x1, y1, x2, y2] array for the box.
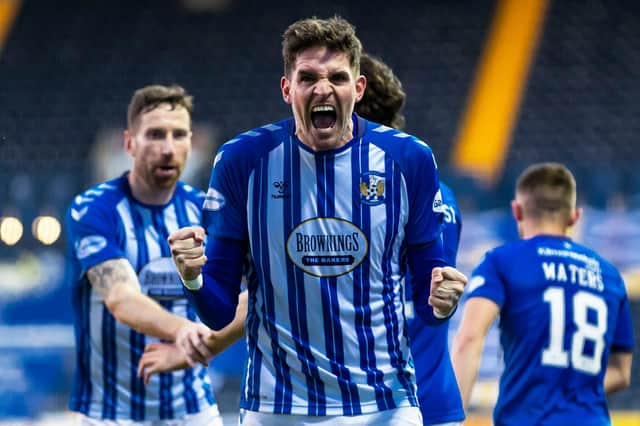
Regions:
[[511, 199, 523, 222], [281, 76, 292, 104], [354, 74, 366, 102], [124, 130, 135, 155], [567, 207, 581, 227]]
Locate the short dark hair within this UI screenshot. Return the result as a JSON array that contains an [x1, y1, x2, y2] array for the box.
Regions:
[[282, 16, 362, 77], [516, 162, 577, 222], [355, 53, 406, 130], [127, 84, 193, 129]]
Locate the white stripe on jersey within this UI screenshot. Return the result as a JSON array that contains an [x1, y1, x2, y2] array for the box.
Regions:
[[185, 200, 202, 226], [164, 203, 180, 235], [137, 207, 161, 260], [117, 198, 137, 267]]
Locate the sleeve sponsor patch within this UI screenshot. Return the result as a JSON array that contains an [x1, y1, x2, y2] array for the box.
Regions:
[[432, 189, 445, 213], [203, 187, 226, 211], [75, 235, 107, 259]]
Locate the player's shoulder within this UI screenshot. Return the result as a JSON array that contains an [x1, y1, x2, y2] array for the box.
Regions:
[[363, 119, 433, 156], [439, 181, 460, 210], [361, 118, 438, 179], [68, 175, 125, 216], [218, 118, 292, 159], [570, 240, 625, 284], [175, 180, 205, 203], [483, 239, 528, 264]]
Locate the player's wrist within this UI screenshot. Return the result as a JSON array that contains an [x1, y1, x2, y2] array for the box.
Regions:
[[433, 305, 456, 319], [180, 274, 203, 290]]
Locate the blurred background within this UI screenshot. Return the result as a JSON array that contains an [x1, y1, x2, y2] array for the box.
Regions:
[[0, 0, 638, 424]]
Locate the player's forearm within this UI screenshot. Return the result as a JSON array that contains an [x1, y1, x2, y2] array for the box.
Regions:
[[88, 259, 191, 341], [108, 284, 191, 341], [451, 333, 485, 410], [205, 291, 248, 354], [604, 352, 632, 395], [604, 368, 629, 394]]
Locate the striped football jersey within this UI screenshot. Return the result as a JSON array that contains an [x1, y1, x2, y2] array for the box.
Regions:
[[66, 174, 216, 420], [202, 116, 445, 416]]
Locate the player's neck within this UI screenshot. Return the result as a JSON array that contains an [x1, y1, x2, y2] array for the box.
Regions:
[[520, 221, 568, 239], [128, 172, 174, 206], [295, 120, 354, 152]]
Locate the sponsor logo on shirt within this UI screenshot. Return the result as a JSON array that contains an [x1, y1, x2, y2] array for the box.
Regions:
[[272, 180, 290, 199], [138, 257, 185, 300], [359, 171, 385, 206], [203, 187, 226, 211], [287, 218, 368, 277], [75, 235, 107, 259]]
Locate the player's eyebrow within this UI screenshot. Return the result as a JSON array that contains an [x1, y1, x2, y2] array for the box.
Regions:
[[297, 69, 316, 78]]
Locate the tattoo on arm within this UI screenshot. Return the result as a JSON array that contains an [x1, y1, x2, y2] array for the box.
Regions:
[[87, 258, 139, 299]]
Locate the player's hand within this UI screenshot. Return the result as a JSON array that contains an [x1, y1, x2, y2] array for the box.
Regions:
[[429, 266, 467, 318], [175, 321, 215, 368], [168, 226, 206, 281], [137, 342, 187, 385]]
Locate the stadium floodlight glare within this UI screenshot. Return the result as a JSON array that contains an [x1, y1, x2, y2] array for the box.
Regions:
[[0, 216, 24, 245], [32, 215, 62, 245]]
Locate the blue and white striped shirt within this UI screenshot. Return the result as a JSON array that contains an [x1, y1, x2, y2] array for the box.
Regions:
[[202, 116, 445, 416], [66, 174, 216, 420]]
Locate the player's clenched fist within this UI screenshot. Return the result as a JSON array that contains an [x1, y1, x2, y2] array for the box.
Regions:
[[429, 266, 467, 318], [168, 226, 206, 281]]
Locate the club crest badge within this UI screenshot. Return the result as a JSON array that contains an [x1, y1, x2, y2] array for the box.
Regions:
[[359, 171, 386, 206]]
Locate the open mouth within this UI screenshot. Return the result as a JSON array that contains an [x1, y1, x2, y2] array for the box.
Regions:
[[311, 105, 337, 129], [155, 165, 177, 176]]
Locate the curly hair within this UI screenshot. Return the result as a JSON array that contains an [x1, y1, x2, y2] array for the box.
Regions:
[[282, 16, 362, 77], [355, 53, 406, 130]]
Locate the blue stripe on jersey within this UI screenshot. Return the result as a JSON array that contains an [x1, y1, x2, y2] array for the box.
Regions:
[[129, 331, 145, 420], [74, 279, 92, 413], [286, 138, 326, 415], [159, 375, 172, 418], [153, 209, 171, 258], [253, 157, 293, 414], [351, 139, 394, 411], [243, 227, 261, 412], [183, 303, 201, 413], [382, 158, 416, 405], [155, 209, 173, 419], [159, 301, 174, 419], [198, 367, 214, 404], [316, 153, 360, 415], [129, 206, 148, 420], [102, 306, 117, 419], [244, 289, 262, 411]]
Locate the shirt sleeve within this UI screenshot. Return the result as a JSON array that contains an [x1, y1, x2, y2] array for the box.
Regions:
[[407, 238, 449, 325], [185, 237, 245, 330], [440, 183, 462, 267], [465, 250, 506, 309], [403, 140, 445, 247], [65, 197, 124, 275], [202, 144, 250, 241], [611, 288, 635, 352], [195, 140, 251, 329]]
